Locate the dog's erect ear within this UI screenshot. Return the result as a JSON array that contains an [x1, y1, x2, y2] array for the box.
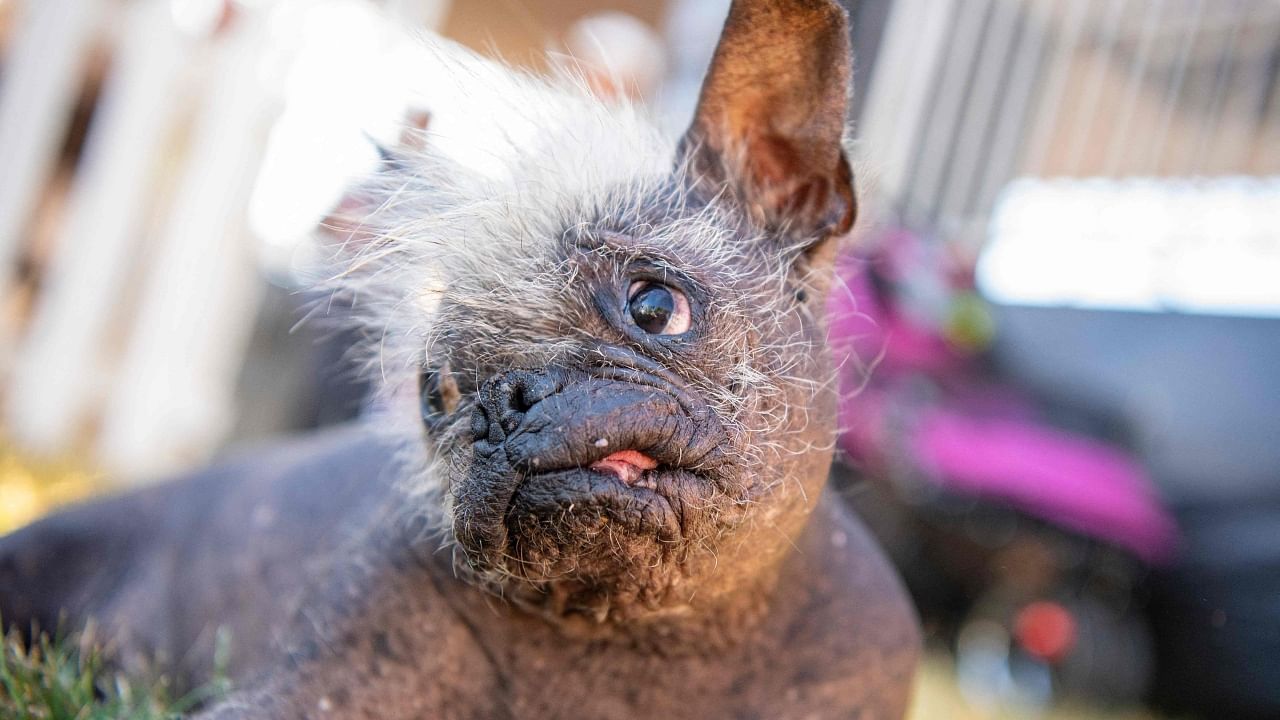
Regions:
[[682, 0, 855, 241]]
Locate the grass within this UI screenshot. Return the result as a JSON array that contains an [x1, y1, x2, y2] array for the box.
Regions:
[[0, 624, 229, 720], [0, 636, 1164, 720]]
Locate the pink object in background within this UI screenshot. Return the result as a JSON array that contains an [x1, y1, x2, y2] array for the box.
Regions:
[[830, 234, 1178, 565], [914, 408, 1177, 564]]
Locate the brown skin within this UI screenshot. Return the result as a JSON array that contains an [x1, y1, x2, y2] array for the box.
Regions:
[[1, 1, 920, 717], [212, 472, 917, 719]]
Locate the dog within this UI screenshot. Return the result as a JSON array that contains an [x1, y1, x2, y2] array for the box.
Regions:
[[1, 1, 920, 716]]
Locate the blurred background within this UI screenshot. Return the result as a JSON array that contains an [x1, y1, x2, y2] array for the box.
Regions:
[[0, 0, 1277, 718]]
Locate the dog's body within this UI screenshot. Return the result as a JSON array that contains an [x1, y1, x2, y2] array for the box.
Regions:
[[3, 426, 916, 718], [2, 422, 921, 712], [2, 1, 920, 716]]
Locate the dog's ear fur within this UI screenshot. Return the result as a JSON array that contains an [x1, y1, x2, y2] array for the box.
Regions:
[[682, 0, 855, 243]]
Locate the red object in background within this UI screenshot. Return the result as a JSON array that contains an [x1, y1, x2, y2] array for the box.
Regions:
[[1015, 601, 1078, 663]]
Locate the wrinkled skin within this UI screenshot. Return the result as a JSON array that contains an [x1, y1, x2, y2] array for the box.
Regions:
[[430, 223, 832, 625], [1, 1, 920, 717], [455, 364, 731, 610]]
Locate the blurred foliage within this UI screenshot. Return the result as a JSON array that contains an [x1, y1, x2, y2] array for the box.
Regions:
[[0, 624, 229, 719], [0, 443, 103, 535], [910, 653, 1165, 720], [945, 291, 997, 353]]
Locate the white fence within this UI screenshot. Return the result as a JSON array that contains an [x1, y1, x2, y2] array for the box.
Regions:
[[0, 0, 450, 480]]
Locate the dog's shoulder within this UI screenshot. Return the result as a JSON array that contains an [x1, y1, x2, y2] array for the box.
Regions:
[[756, 492, 922, 717]]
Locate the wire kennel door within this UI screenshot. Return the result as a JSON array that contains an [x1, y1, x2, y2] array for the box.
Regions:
[[857, 0, 1280, 246]]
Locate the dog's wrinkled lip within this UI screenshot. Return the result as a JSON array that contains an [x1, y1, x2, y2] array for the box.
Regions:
[[508, 464, 692, 545], [453, 361, 728, 565], [505, 420, 711, 543]]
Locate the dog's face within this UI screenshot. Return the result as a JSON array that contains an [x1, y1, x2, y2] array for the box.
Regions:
[[370, 0, 855, 623], [420, 205, 838, 621]]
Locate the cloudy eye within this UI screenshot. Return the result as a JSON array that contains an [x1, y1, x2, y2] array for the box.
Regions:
[[419, 369, 445, 421], [627, 281, 691, 335]]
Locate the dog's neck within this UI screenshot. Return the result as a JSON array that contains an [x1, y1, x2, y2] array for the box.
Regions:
[[393, 494, 823, 655]]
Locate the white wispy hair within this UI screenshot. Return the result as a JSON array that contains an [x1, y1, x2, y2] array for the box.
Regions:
[[319, 38, 690, 499], [318, 34, 838, 539]]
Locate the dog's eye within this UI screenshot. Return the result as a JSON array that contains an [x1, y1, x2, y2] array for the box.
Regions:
[[627, 281, 691, 335], [420, 369, 445, 421]]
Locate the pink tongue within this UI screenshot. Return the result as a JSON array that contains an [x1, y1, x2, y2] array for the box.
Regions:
[[590, 450, 658, 486]]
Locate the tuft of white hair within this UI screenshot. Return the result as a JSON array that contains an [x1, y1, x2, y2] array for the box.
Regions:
[[319, 37, 689, 513], [318, 34, 840, 540]]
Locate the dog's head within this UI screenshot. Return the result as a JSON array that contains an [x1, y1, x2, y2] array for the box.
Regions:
[[351, 0, 855, 625]]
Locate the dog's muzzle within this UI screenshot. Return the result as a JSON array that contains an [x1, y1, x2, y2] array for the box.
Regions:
[[450, 363, 727, 572]]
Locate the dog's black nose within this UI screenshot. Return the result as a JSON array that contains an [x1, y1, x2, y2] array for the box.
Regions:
[[472, 369, 563, 443]]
